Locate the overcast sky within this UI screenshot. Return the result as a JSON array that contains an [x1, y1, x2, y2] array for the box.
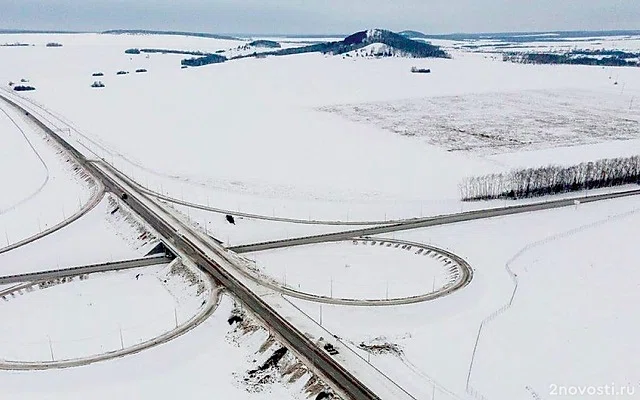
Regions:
[[1, 0, 638, 34]]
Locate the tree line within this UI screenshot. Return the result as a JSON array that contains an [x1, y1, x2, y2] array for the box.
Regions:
[[460, 155, 640, 201], [503, 52, 639, 67], [126, 48, 210, 56], [181, 53, 227, 66]]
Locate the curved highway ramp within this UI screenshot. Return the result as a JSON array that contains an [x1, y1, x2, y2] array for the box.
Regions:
[[0, 254, 170, 285]]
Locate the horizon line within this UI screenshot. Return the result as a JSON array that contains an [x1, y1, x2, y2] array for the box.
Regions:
[[1, 28, 640, 37]]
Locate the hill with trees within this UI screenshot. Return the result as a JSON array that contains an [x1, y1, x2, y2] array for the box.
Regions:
[[126, 29, 449, 67], [237, 29, 449, 59]]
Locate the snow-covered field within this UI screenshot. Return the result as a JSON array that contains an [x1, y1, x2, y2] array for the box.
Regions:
[[1, 30, 639, 400], [0, 263, 209, 362], [459, 36, 640, 53], [0, 196, 155, 276], [0, 99, 96, 249], [0, 295, 313, 399], [2, 33, 638, 222], [0, 106, 47, 213], [251, 240, 451, 299], [284, 195, 640, 399], [321, 88, 639, 154], [469, 207, 640, 399]]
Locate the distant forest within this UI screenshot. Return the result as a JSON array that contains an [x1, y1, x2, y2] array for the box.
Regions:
[[181, 54, 227, 66], [461, 155, 640, 201], [124, 47, 228, 66], [414, 30, 640, 42], [503, 50, 640, 67], [103, 29, 239, 40], [502, 52, 640, 67], [126, 48, 212, 56]]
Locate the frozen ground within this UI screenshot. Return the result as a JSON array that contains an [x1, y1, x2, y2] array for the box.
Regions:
[[287, 196, 640, 399]]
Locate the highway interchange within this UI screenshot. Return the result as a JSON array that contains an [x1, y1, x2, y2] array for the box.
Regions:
[[0, 92, 401, 400], [1, 90, 638, 400]]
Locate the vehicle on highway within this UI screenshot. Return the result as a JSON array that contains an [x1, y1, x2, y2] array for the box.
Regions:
[[324, 343, 339, 355]]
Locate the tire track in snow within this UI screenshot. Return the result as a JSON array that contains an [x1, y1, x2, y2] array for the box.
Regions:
[[0, 106, 50, 215]]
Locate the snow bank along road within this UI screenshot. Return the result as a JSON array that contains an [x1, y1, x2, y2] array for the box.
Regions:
[[0, 254, 170, 285], [0, 93, 403, 400]]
